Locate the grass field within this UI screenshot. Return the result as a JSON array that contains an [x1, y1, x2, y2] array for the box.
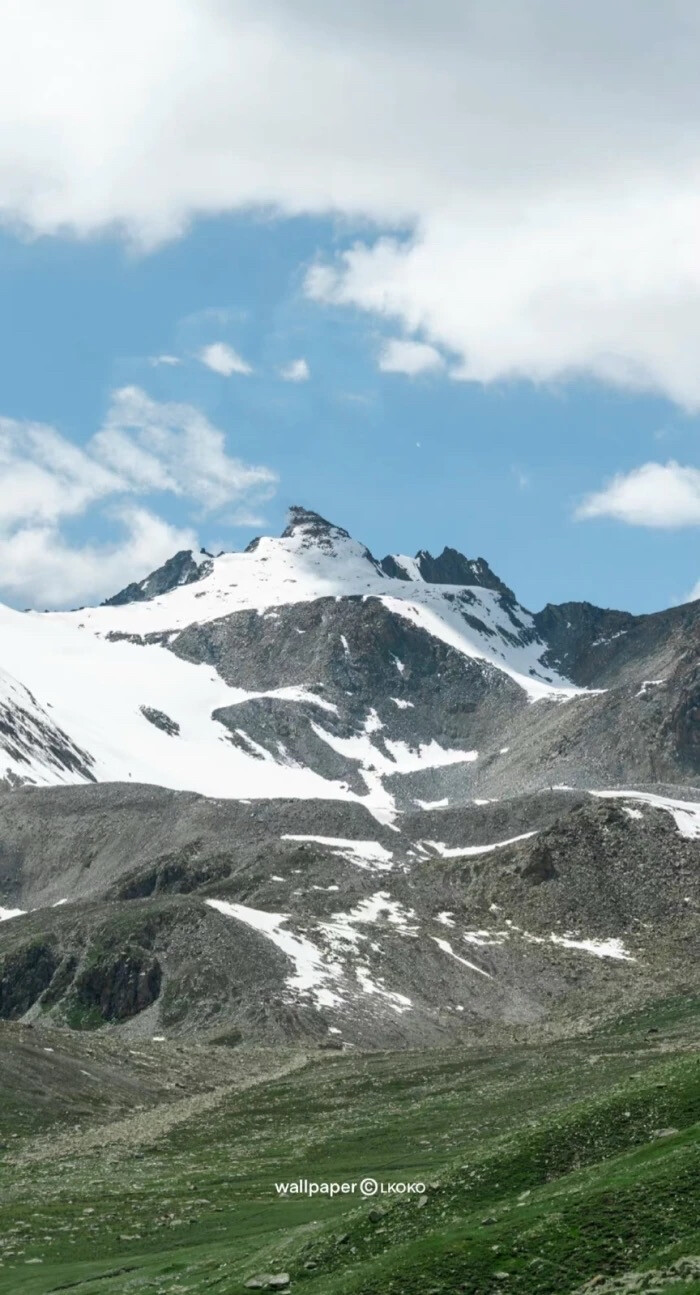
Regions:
[[1, 994, 699, 1293]]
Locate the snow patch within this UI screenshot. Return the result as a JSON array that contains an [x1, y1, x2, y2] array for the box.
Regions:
[[423, 831, 537, 858], [280, 835, 394, 871], [0, 905, 25, 921], [636, 679, 666, 697], [312, 714, 477, 779], [205, 898, 344, 1008], [549, 934, 635, 961], [355, 966, 413, 1013], [431, 936, 493, 978], [591, 789, 700, 839]]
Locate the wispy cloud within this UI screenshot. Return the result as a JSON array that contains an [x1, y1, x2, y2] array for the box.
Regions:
[[0, 387, 276, 606], [279, 358, 310, 382], [149, 354, 181, 367], [512, 466, 531, 491], [95, 386, 273, 509], [576, 461, 700, 528], [199, 342, 252, 377]]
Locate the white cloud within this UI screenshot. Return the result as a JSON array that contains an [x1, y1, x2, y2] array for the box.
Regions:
[[279, 358, 310, 382], [1, 4, 700, 405], [95, 386, 274, 509], [0, 418, 121, 526], [576, 461, 700, 528], [199, 342, 252, 377], [0, 387, 276, 606], [0, 507, 197, 608], [377, 338, 446, 376], [149, 354, 181, 367]]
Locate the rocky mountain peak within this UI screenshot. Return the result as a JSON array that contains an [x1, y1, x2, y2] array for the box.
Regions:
[[281, 505, 352, 543], [278, 504, 382, 570], [102, 549, 213, 607]]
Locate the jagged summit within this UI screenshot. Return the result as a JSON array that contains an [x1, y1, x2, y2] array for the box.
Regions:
[[103, 508, 516, 612], [380, 547, 515, 599], [104, 549, 213, 607]]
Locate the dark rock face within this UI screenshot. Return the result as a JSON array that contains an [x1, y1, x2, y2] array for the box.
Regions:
[[0, 940, 59, 1018], [378, 547, 516, 600], [378, 554, 411, 581], [39, 954, 79, 1008], [521, 842, 558, 885], [70, 948, 162, 1024], [103, 550, 213, 607], [667, 661, 700, 773], [112, 844, 233, 900], [0, 692, 95, 784], [416, 549, 516, 600], [139, 706, 180, 737], [533, 602, 636, 685], [534, 598, 700, 689]]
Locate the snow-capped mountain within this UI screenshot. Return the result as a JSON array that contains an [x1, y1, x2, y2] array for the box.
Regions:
[[1, 506, 698, 1047], [0, 505, 698, 813], [0, 506, 576, 812]]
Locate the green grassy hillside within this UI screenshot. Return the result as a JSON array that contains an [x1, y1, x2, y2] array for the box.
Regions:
[[1, 994, 698, 1293]]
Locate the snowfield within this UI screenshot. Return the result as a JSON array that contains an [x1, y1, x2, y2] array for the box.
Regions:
[[0, 603, 357, 801]]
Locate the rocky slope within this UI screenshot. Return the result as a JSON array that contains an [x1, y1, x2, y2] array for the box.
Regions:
[[0, 780, 698, 1046]]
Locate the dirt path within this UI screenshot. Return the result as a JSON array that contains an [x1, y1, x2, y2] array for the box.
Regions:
[[12, 1050, 313, 1164]]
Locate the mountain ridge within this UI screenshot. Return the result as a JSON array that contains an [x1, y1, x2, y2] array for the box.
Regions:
[[0, 505, 698, 806]]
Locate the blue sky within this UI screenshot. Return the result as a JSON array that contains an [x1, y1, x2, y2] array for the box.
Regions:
[[1, 3, 699, 613]]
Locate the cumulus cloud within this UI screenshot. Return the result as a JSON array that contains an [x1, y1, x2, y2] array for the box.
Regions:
[[199, 342, 252, 377], [377, 338, 446, 376], [2, 4, 700, 404], [0, 387, 276, 606], [279, 358, 310, 382], [576, 461, 700, 528]]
